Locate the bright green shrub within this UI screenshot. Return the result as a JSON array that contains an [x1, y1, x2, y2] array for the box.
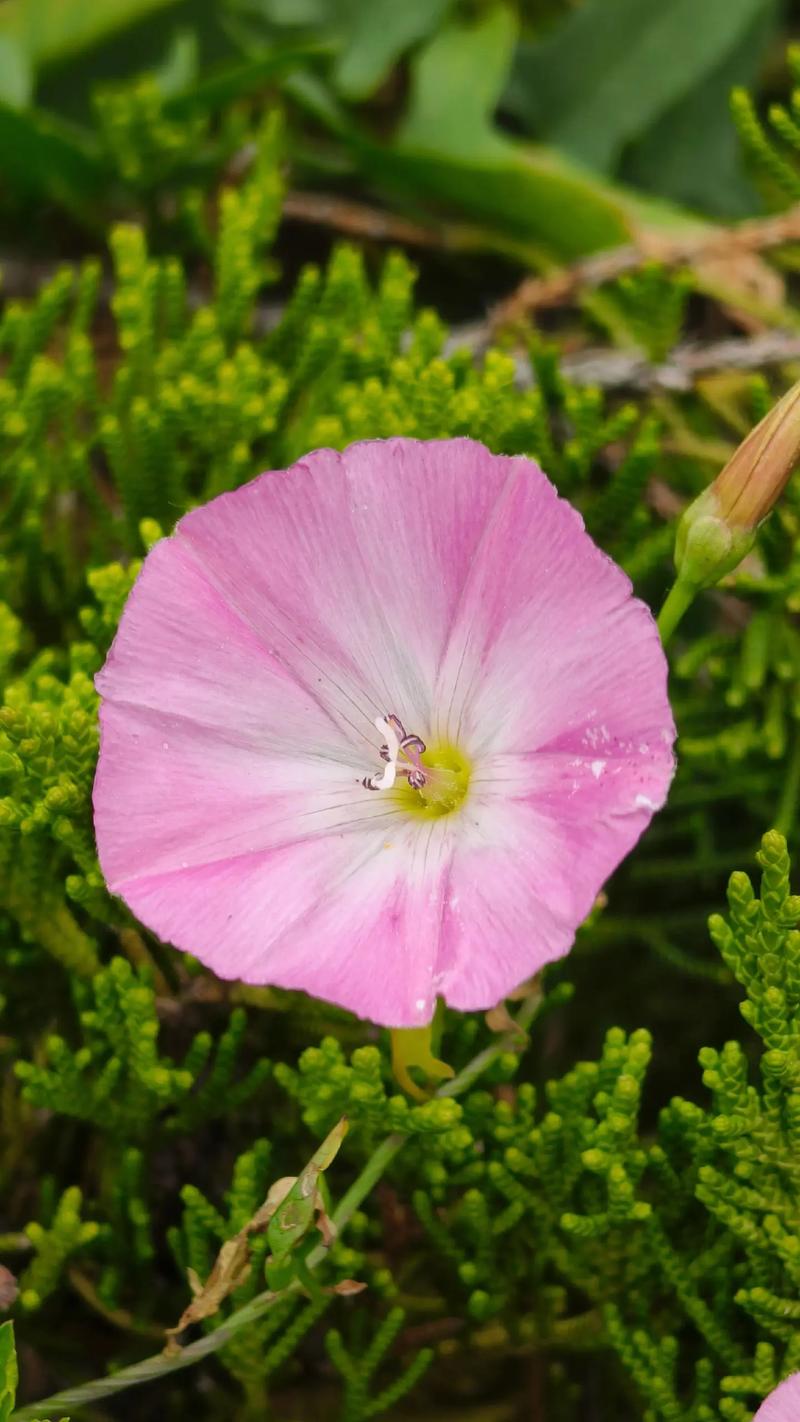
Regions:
[[4, 71, 800, 1422]]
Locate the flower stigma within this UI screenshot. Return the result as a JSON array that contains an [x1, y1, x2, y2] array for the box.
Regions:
[[362, 714, 470, 819]]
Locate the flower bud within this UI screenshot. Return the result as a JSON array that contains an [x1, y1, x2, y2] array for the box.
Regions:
[[675, 379, 800, 592]]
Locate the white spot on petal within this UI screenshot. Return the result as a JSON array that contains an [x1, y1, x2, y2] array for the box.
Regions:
[[591, 760, 605, 779], [635, 793, 657, 810]]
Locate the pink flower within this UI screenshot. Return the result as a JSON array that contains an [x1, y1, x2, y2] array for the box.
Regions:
[[93, 438, 675, 1027], [754, 1373, 800, 1420]]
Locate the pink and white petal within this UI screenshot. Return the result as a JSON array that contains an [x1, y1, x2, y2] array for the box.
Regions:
[[754, 1373, 800, 1420], [94, 436, 675, 1023], [96, 535, 358, 763], [115, 818, 452, 1026], [479, 746, 674, 830], [434, 743, 671, 1012], [175, 439, 531, 742], [434, 800, 575, 1010], [430, 455, 673, 759], [95, 699, 393, 888]]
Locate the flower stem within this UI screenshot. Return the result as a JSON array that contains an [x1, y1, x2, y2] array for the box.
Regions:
[[656, 577, 697, 646], [12, 996, 541, 1421]]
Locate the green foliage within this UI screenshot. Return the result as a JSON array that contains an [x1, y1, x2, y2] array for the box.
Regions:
[[731, 45, 800, 206], [7, 31, 800, 1420], [507, 0, 773, 215], [0, 1322, 67, 1422], [590, 262, 694, 363], [169, 1135, 333, 1400], [3, 190, 798, 1413], [17, 1188, 103, 1314], [0, 0, 756, 260], [325, 1308, 434, 1421], [0, 1322, 17, 1422], [15, 958, 270, 1140]]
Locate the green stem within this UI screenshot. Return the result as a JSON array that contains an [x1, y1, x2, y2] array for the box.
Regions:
[[775, 725, 800, 839], [657, 577, 697, 646], [11, 999, 540, 1422], [439, 986, 541, 1097]]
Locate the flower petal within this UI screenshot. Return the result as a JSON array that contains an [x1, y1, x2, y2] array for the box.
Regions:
[[116, 817, 452, 1026], [754, 1373, 800, 1420], [94, 437, 675, 1025], [429, 451, 672, 758], [434, 746, 672, 1010], [94, 535, 391, 889], [174, 438, 533, 741]]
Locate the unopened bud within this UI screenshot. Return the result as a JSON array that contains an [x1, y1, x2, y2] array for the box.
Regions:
[[675, 379, 800, 592]]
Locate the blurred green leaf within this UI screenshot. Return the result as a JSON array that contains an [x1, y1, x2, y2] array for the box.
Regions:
[[397, 2, 515, 158], [150, 27, 198, 99], [288, 6, 709, 261], [506, 0, 774, 173], [0, 35, 32, 109], [370, 144, 633, 259], [0, 103, 106, 216], [0, 1322, 17, 1422], [169, 41, 329, 118], [386, 6, 632, 259], [230, 0, 331, 27], [620, 2, 777, 217], [0, 0, 185, 69], [333, 0, 452, 101]]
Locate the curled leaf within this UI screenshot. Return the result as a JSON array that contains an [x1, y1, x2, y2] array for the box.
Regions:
[[165, 1119, 349, 1349], [331, 1278, 367, 1297], [266, 1117, 348, 1265]]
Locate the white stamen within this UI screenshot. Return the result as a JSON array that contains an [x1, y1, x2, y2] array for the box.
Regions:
[[363, 714, 428, 793], [369, 762, 397, 790], [366, 716, 400, 790], [377, 715, 401, 760]]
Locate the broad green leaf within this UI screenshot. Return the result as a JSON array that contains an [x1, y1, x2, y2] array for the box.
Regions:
[[231, 0, 331, 26], [0, 0, 184, 68], [621, 3, 777, 217], [506, 0, 773, 173], [0, 35, 32, 109], [0, 1321, 18, 1422], [334, 0, 453, 101], [397, 4, 517, 159], [387, 7, 632, 259], [366, 143, 634, 260], [287, 14, 711, 263]]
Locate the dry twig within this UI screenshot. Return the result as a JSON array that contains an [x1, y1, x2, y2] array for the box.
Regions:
[[489, 204, 800, 332]]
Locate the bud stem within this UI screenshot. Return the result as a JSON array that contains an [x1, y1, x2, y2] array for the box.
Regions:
[[657, 578, 698, 646]]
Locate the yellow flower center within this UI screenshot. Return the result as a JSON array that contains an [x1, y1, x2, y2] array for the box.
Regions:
[[394, 740, 471, 819]]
